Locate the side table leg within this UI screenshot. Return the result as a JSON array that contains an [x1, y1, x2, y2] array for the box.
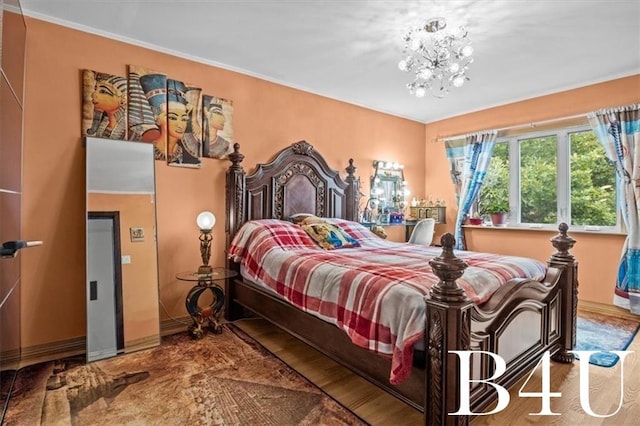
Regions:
[[185, 284, 225, 338], [185, 286, 207, 339], [207, 285, 225, 334]]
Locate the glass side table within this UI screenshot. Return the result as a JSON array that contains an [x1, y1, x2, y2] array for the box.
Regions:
[[176, 267, 238, 339]]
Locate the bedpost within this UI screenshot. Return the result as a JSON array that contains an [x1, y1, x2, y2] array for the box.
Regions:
[[225, 143, 246, 248], [345, 158, 359, 222], [225, 143, 246, 321], [425, 233, 472, 425], [548, 223, 578, 363]]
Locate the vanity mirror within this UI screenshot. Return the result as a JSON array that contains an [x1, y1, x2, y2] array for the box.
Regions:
[[369, 160, 409, 222], [85, 137, 160, 362]]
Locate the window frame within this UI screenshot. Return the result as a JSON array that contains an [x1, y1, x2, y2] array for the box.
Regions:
[[487, 124, 621, 232]]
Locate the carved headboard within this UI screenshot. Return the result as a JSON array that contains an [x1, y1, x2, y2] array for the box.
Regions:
[[225, 140, 359, 246]]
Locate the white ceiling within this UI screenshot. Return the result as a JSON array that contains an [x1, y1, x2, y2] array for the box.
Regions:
[[20, 0, 640, 123]]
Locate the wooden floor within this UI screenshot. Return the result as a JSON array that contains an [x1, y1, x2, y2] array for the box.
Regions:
[[235, 307, 640, 426]]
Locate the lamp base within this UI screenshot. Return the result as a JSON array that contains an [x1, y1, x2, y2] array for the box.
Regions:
[[197, 265, 213, 275]]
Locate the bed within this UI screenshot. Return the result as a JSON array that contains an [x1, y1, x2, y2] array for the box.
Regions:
[[224, 140, 578, 424]]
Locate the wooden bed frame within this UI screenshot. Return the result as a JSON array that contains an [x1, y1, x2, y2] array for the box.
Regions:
[[224, 141, 578, 424]]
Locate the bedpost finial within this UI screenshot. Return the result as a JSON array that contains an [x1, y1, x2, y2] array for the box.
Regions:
[[346, 158, 356, 177], [550, 222, 575, 262], [428, 233, 468, 302], [440, 233, 455, 249], [228, 143, 244, 167], [558, 222, 568, 235]]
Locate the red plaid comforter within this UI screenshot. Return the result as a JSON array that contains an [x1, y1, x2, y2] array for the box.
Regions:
[[228, 219, 547, 384]]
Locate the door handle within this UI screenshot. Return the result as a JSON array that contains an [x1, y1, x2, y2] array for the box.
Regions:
[[1, 240, 43, 258]]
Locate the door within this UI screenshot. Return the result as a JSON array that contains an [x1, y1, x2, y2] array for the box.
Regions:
[[87, 213, 123, 361]]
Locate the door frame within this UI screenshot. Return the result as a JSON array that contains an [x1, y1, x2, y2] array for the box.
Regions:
[[88, 211, 124, 351]]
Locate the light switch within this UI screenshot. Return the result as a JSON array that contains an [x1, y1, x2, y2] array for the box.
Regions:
[[122, 255, 131, 264]]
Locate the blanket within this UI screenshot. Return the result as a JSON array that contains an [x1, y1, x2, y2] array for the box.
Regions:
[[228, 219, 546, 384]]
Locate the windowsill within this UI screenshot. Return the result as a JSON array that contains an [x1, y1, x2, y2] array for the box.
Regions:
[[462, 224, 627, 236]]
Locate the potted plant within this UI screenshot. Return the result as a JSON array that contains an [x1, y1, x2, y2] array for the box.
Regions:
[[478, 185, 509, 227], [486, 202, 509, 226], [469, 212, 483, 225]]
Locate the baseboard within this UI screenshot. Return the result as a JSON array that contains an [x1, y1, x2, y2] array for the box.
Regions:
[[160, 315, 191, 336], [578, 300, 640, 321], [19, 336, 85, 369], [0, 348, 20, 371], [124, 334, 161, 354], [16, 318, 191, 369]]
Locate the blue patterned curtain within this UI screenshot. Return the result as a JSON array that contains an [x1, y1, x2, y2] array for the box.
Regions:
[[588, 104, 640, 314], [446, 131, 497, 250]]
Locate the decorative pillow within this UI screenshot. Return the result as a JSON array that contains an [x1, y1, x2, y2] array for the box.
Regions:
[[288, 213, 319, 224], [300, 222, 361, 250], [324, 218, 380, 242], [371, 225, 388, 239], [300, 215, 325, 225]]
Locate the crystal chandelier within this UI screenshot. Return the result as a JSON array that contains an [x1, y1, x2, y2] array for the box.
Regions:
[[398, 17, 473, 98]]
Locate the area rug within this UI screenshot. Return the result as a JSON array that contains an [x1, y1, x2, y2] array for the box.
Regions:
[[3, 325, 367, 425], [575, 310, 640, 367]]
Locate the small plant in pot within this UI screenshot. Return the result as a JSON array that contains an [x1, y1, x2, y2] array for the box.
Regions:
[[486, 203, 509, 227], [478, 185, 509, 227], [469, 212, 483, 225]]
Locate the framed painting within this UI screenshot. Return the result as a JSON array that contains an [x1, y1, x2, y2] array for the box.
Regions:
[[127, 65, 166, 160], [81, 70, 128, 140], [130, 227, 145, 242], [164, 78, 202, 168], [202, 95, 234, 159]]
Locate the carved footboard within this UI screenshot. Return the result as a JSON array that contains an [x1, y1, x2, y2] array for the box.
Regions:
[[426, 226, 577, 424]]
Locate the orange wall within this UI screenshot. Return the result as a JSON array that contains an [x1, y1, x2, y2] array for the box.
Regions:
[[20, 18, 425, 348], [423, 75, 640, 304]]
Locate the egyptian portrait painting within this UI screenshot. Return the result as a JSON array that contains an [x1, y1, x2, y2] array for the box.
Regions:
[[202, 95, 234, 159], [127, 65, 163, 146], [128, 66, 202, 167], [83, 65, 232, 167], [82, 70, 128, 140]]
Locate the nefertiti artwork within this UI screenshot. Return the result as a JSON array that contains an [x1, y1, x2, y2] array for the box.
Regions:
[[202, 95, 234, 159], [127, 65, 166, 159], [164, 78, 202, 168], [81, 70, 128, 140]]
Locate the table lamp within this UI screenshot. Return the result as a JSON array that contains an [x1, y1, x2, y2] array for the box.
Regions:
[[196, 211, 216, 275]]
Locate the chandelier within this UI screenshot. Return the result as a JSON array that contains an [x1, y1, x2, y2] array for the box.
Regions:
[[398, 17, 473, 98]]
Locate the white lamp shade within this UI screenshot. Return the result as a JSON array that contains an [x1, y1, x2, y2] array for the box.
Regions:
[[196, 211, 216, 231]]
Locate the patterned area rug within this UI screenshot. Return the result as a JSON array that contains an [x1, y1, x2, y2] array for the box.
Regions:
[[3, 325, 367, 425], [576, 310, 640, 367]]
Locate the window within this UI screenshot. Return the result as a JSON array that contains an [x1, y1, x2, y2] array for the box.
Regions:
[[569, 131, 617, 226], [478, 125, 618, 230]]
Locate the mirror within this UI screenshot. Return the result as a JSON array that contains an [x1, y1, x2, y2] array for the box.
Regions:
[[86, 137, 160, 362], [369, 160, 409, 222]]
